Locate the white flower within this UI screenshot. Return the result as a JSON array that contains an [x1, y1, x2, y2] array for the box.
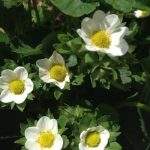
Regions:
[[79, 126, 110, 150], [36, 51, 70, 89], [77, 10, 129, 57], [134, 10, 150, 18], [25, 116, 63, 150], [0, 66, 33, 104]]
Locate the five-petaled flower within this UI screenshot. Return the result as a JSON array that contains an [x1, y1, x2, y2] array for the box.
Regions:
[[77, 10, 129, 57], [79, 126, 110, 150], [0, 67, 33, 104], [36, 51, 70, 89], [25, 116, 63, 150]]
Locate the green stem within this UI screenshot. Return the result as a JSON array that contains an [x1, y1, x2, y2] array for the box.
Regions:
[[32, 0, 40, 23], [137, 108, 149, 140], [118, 102, 150, 112]]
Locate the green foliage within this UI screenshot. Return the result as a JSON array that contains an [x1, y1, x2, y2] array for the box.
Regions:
[[106, 142, 122, 150], [67, 55, 78, 67], [0, 30, 10, 44], [2, 0, 22, 8], [11, 43, 42, 57], [134, 0, 150, 11], [72, 73, 85, 86], [0, 0, 150, 149], [118, 67, 132, 84], [57, 105, 121, 149], [54, 89, 63, 100], [17, 105, 119, 150], [104, 0, 134, 12], [49, 0, 98, 17], [104, 0, 150, 12]]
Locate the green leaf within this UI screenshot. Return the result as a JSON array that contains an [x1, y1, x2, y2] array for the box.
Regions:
[[20, 123, 28, 136], [1, 59, 17, 70], [58, 115, 68, 128], [12, 43, 42, 57], [2, 0, 22, 8], [0, 30, 9, 44], [10, 102, 15, 110], [105, 0, 134, 12], [57, 34, 71, 43], [15, 137, 26, 145], [72, 73, 85, 86], [21, 146, 26, 150], [27, 93, 35, 101], [67, 55, 78, 67], [110, 132, 121, 142], [107, 142, 122, 150], [85, 53, 97, 64], [134, 0, 150, 11], [118, 67, 132, 84], [17, 102, 26, 112], [54, 90, 63, 100], [62, 135, 69, 149], [67, 38, 82, 50], [49, 0, 98, 17]]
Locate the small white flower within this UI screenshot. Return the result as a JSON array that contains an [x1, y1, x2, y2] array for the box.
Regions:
[[134, 10, 150, 18], [77, 10, 129, 57], [25, 116, 63, 150], [36, 51, 70, 89], [0, 66, 33, 104], [79, 126, 110, 150]]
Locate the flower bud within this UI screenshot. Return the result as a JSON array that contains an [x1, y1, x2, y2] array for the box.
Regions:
[[134, 10, 150, 18]]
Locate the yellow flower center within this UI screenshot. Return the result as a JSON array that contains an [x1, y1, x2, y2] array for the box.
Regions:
[[85, 131, 100, 147], [38, 131, 54, 148], [49, 65, 67, 82], [9, 80, 25, 95], [90, 30, 111, 48]]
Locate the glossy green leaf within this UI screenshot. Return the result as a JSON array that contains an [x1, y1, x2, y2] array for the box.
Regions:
[[105, 0, 134, 12], [49, 0, 98, 17]]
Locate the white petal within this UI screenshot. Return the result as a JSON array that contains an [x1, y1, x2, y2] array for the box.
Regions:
[[14, 93, 28, 104], [49, 51, 65, 65], [0, 77, 8, 89], [79, 143, 86, 150], [105, 14, 121, 30], [76, 29, 91, 44], [50, 134, 63, 150], [0, 90, 13, 103], [50, 79, 65, 89], [93, 10, 106, 30], [50, 119, 58, 134], [14, 66, 28, 80], [36, 58, 51, 70], [93, 10, 105, 21], [39, 69, 51, 83], [25, 140, 41, 150], [111, 27, 129, 43], [37, 116, 58, 132], [1, 69, 17, 82], [0, 90, 28, 104], [25, 127, 40, 140], [65, 74, 70, 83], [80, 131, 87, 140], [97, 129, 110, 150], [108, 39, 128, 56], [49, 73, 70, 89], [81, 17, 97, 36], [85, 45, 101, 52], [24, 78, 34, 94]]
